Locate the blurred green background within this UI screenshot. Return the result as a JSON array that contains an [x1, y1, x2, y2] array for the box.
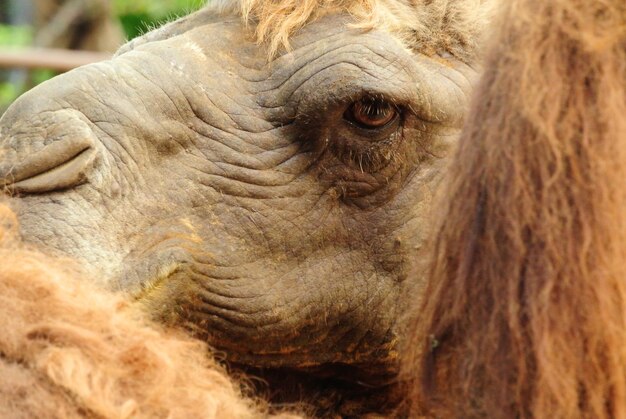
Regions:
[[0, 0, 205, 112], [114, 0, 205, 39]]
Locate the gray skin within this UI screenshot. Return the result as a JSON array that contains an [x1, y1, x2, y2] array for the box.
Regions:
[[0, 8, 474, 414]]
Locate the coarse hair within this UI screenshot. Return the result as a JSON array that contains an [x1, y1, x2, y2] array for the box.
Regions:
[[401, 0, 626, 417], [0, 202, 299, 418], [211, 0, 493, 61]]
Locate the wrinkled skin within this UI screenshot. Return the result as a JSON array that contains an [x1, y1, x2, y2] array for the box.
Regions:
[[0, 8, 474, 412]]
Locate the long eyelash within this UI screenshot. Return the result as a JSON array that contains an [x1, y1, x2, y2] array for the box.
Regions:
[[361, 100, 391, 118]]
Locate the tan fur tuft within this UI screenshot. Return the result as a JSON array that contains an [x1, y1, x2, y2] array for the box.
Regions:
[[402, 0, 626, 417], [0, 201, 299, 418], [212, 0, 494, 61]]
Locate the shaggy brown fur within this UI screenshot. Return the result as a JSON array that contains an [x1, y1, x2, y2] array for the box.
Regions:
[[213, 0, 493, 60], [0, 203, 299, 419], [402, 0, 626, 417]]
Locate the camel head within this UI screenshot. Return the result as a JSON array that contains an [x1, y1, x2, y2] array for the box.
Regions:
[[0, 0, 490, 412]]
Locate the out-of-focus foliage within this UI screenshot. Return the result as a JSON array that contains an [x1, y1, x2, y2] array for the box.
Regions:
[[0, 24, 53, 108], [114, 0, 205, 17], [0, 0, 206, 112], [0, 24, 31, 48], [115, 0, 205, 40]]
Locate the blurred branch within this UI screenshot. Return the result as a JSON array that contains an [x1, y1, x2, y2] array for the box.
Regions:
[[34, 0, 87, 48], [0, 48, 110, 71]]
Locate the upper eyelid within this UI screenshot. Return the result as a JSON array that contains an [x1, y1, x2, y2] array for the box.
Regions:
[[292, 85, 417, 132]]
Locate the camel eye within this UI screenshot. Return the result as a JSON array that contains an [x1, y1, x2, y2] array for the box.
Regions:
[[345, 98, 398, 129]]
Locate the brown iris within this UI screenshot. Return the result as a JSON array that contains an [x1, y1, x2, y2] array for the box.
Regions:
[[346, 98, 398, 129]]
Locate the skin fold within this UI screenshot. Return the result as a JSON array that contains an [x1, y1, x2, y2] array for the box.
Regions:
[[0, 6, 477, 414]]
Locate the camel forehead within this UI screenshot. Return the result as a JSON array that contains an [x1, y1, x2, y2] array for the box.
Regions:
[[227, 0, 492, 61], [127, 0, 492, 63]]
